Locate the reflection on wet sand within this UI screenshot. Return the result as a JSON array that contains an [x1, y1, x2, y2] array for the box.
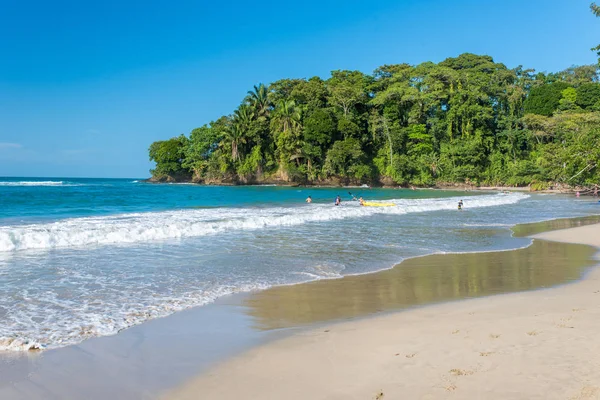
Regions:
[[245, 240, 597, 330], [512, 214, 600, 237]]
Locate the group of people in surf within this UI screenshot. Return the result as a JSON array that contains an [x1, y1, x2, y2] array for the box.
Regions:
[[306, 195, 347, 205], [305, 194, 363, 206], [307, 194, 466, 210], [305, 195, 340, 204]]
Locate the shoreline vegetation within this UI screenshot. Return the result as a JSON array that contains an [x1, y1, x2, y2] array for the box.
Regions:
[[149, 3, 600, 194], [148, 51, 600, 195], [164, 221, 600, 400]]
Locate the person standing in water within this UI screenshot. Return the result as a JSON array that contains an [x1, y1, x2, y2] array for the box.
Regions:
[[458, 200, 464, 210], [306, 196, 312, 203], [335, 196, 341, 206]]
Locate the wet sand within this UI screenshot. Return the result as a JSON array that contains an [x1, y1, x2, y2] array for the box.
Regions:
[[241, 215, 600, 331], [510, 214, 600, 237], [167, 223, 600, 400], [244, 240, 596, 330]]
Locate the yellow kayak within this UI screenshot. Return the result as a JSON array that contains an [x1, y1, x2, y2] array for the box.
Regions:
[[363, 201, 396, 207]]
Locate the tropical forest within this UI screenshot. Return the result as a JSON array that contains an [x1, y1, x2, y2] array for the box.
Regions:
[[149, 4, 600, 190]]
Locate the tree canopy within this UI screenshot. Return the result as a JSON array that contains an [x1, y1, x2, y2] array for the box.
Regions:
[[150, 27, 600, 189]]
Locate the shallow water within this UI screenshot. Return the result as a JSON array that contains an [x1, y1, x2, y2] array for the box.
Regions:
[[512, 214, 600, 237], [1, 177, 599, 350], [245, 240, 598, 329]]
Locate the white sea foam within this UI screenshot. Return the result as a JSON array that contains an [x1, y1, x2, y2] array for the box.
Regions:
[[0, 338, 47, 351], [0, 193, 528, 252], [0, 282, 271, 352], [293, 262, 346, 280], [0, 180, 65, 186]]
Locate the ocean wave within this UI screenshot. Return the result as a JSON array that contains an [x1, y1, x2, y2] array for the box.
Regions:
[[0, 193, 528, 252], [0, 181, 66, 187]]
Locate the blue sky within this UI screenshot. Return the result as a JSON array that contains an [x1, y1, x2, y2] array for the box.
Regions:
[[0, 0, 598, 178]]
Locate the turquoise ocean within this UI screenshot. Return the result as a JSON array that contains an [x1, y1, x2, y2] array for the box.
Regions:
[[1, 177, 599, 351]]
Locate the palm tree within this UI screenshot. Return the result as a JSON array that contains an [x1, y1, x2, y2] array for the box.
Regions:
[[271, 100, 304, 166], [221, 123, 246, 162], [271, 100, 302, 134], [290, 145, 312, 170], [246, 83, 270, 118], [422, 152, 441, 177], [234, 103, 255, 131]]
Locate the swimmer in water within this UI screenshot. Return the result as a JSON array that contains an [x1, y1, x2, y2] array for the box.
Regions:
[[458, 200, 464, 210], [306, 196, 312, 203]]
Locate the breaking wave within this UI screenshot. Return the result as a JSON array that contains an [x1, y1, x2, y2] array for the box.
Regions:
[[0, 193, 528, 252], [0, 180, 66, 186]]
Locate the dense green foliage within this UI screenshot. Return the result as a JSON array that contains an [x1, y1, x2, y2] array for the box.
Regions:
[[149, 135, 189, 176], [523, 82, 571, 116], [149, 5, 600, 188]]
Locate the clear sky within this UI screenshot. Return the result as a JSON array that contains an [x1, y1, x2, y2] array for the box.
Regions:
[[0, 0, 598, 178]]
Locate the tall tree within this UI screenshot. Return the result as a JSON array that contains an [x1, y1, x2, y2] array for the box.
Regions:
[[271, 100, 303, 166], [246, 83, 271, 118], [234, 104, 255, 131], [221, 122, 246, 162], [326, 70, 371, 117]]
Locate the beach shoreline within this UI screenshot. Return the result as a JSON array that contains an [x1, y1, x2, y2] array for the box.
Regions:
[[165, 223, 600, 400], [144, 177, 598, 196], [2, 216, 600, 400]]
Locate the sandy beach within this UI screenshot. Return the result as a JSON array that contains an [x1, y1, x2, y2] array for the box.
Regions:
[[167, 223, 600, 400]]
